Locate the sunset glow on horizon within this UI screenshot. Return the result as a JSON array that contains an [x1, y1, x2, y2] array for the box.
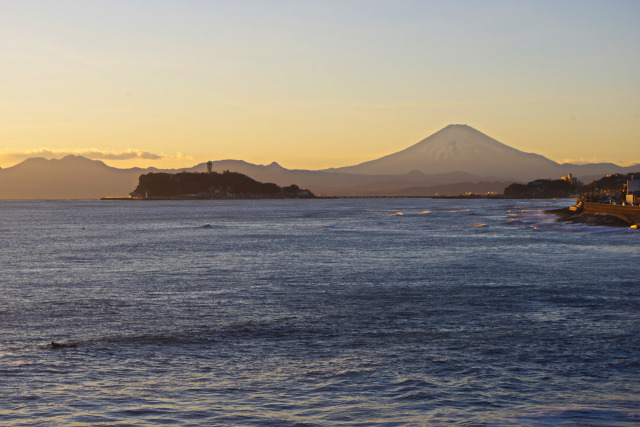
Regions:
[[1, 0, 639, 170]]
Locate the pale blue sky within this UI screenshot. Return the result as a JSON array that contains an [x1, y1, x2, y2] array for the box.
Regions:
[[1, 0, 638, 168]]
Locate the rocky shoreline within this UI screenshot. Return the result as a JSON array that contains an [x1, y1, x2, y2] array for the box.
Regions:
[[546, 207, 631, 227]]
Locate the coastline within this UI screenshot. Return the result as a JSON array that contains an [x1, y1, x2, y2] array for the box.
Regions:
[[546, 207, 633, 227], [100, 195, 638, 229], [100, 195, 315, 201]]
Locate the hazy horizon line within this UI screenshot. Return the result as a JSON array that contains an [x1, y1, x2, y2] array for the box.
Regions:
[[2, 150, 639, 172]]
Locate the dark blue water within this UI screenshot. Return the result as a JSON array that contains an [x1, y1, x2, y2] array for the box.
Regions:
[[1, 199, 639, 425]]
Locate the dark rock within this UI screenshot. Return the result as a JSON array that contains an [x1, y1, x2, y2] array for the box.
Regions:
[[546, 207, 629, 227]]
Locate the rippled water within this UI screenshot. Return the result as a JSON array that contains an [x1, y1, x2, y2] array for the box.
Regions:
[[1, 198, 639, 425]]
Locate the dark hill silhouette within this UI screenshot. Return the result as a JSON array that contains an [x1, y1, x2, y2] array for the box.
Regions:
[[504, 179, 581, 199], [0, 156, 144, 199], [132, 171, 314, 198], [1, 125, 638, 198]]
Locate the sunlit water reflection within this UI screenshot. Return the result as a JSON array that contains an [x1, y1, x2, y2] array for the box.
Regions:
[[1, 198, 638, 425]]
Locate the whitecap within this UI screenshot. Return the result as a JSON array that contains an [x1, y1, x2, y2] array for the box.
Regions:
[[464, 222, 487, 228]]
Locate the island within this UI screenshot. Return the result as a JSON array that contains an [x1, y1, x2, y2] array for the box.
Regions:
[[503, 175, 581, 199], [112, 170, 315, 200]]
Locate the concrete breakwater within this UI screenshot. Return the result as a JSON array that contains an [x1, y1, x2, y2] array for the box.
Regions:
[[582, 202, 640, 226], [548, 202, 640, 227]]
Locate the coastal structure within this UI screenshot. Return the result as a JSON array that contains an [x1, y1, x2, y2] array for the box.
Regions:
[[561, 173, 577, 185], [627, 176, 640, 204], [554, 200, 640, 227], [581, 202, 640, 225], [552, 172, 640, 227]]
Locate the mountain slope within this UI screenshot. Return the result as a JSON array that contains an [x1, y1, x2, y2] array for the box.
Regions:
[[333, 124, 640, 182], [333, 124, 562, 180], [0, 155, 481, 198], [185, 160, 485, 196], [1, 125, 638, 198], [0, 156, 144, 199]]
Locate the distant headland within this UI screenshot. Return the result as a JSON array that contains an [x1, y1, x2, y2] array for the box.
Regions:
[[107, 170, 315, 200]]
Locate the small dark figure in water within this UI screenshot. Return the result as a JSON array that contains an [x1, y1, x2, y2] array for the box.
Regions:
[[48, 341, 77, 349]]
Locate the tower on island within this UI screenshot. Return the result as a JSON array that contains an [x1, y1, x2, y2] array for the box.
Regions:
[[207, 161, 213, 174]]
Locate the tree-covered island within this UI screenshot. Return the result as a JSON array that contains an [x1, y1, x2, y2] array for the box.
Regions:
[[504, 177, 581, 199], [130, 171, 315, 199]]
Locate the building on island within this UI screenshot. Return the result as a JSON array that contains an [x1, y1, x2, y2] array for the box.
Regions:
[[561, 173, 577, 185], [207, 161, 213, 174]]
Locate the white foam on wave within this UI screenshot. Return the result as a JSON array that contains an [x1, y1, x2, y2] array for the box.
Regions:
[[464, 222, 487, 228]]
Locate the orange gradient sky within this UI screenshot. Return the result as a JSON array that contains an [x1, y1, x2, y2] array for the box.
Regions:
[[1, 1, 639, 170]]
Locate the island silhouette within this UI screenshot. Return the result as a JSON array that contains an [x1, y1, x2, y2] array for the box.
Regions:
[[130, 170, 315, 199]]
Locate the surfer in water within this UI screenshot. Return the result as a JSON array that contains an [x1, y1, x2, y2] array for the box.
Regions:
[[47, 341, 77, 349]]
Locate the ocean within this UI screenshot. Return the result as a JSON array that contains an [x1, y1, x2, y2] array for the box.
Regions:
[[1, 198, 638, 425]]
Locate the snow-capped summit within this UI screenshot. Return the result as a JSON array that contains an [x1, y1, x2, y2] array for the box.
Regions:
[[333, 124, 559, 180]]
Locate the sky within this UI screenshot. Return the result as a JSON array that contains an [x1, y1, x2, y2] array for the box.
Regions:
[[1, 0, 639, 170]]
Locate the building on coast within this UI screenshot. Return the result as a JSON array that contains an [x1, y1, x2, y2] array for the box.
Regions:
[[627, 176, 640, 205]]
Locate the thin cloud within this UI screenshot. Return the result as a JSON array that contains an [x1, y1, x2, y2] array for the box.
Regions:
[[83, 150, 162, 160], [0, 149, 192, 166]]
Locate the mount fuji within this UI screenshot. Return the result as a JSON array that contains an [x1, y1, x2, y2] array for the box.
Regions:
[[330, 124, 560, 181], [1, 125, 638, 198]]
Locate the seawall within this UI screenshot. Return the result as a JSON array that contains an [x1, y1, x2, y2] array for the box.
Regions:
[[583, 202, 640, 226]]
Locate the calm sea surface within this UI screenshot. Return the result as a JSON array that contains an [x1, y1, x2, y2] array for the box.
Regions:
[[1, 198, 639, 426]]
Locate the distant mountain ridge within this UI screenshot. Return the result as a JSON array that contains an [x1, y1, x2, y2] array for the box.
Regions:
[[0, 156, 145, 199], [1, 125, 638, 198], [333, 124, 561, 179], [331, 124, 640, 183]]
